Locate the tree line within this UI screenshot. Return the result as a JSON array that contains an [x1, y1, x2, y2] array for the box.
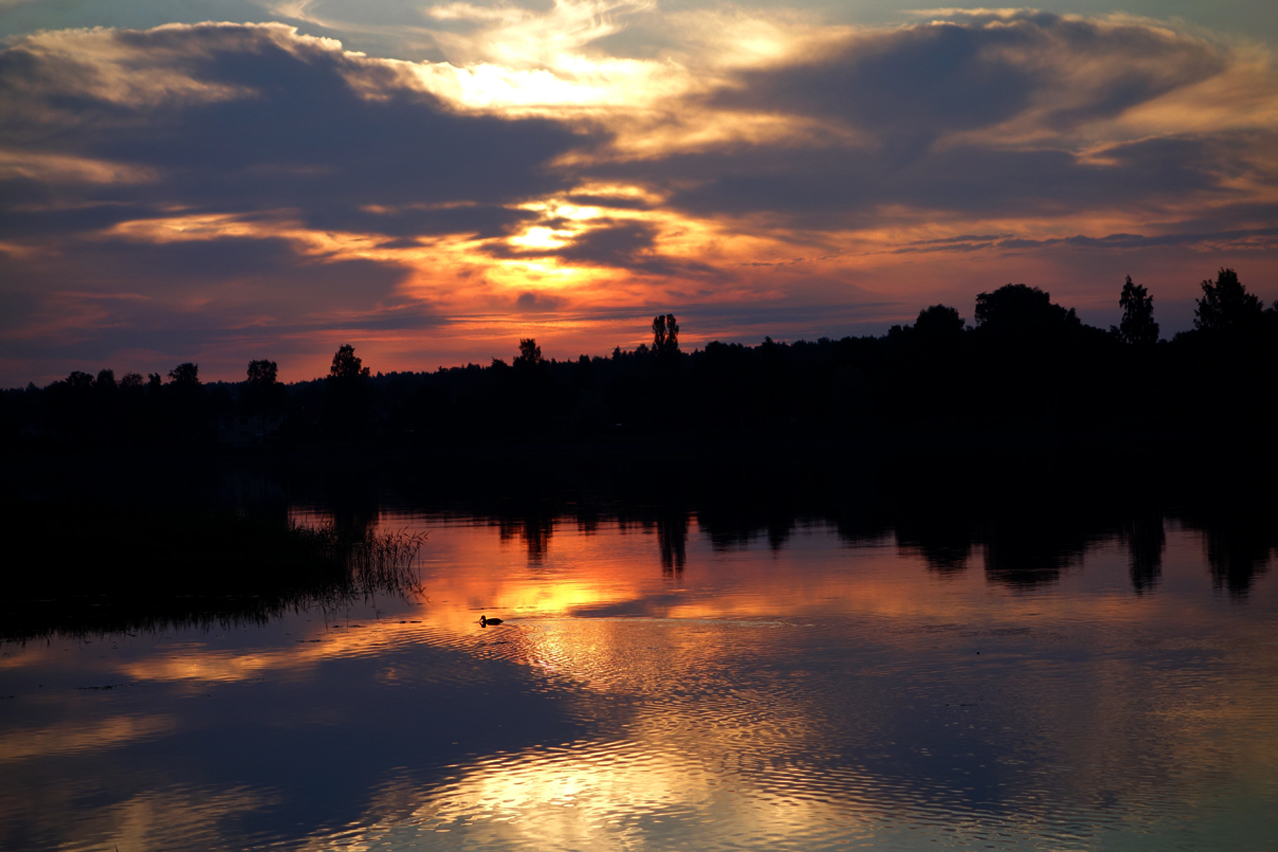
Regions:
[[3, 269, 1275, 447]]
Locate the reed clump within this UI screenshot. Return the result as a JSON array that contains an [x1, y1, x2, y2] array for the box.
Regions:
[[0, 501, 427, 640], [291, 523, 427, 599]]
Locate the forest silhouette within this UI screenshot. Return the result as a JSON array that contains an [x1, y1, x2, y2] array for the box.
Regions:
[[4, 437, 1275, 642], [5, 264, 1278, 639], [4, 269, 1275, 446]]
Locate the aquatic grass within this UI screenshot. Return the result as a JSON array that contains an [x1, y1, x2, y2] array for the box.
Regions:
[[0, 501, 428, 641], [289, 522, 428, 599]]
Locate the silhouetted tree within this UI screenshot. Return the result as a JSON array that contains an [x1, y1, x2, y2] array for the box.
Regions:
[[119, 372, 145, 434], [168, 362, 201, 390], [975, 284, 1079, 333], [64, 370, 93, 391], [1117, 275, 1159, 345], [44, 371, 94, 438], [515, 338, 542, 367], [160, 362, 206, 441], [970, 284, 1092, 424], [329, 345, 369, 380], [248, 359, 278, 386], [914, 304, 964, 339], [575, 353, 593, 386], [244, 359, 285, 414], [1195, 268, 1263, 332], [166, 362, 203, 410], [652, 314, 679, 356], [325, 345, 371, 439]]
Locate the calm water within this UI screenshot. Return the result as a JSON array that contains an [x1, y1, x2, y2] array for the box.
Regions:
[[2, 510, 1276, 851]]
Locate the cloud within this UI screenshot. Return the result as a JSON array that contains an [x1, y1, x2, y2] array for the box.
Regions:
[[0, 22, 593, 236], [313, 203, 540, 239], [483, 216, 718, 277], [514, 290, 564, 312], [0, 10, 1276, 384], [0, 21, 605, 380], [894, 225, 1278, 255], [6, 14, 1270, 245], [584, 13, 1277, 236], [596, 138, 1209, 229]]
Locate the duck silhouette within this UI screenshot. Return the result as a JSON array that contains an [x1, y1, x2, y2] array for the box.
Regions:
[[479, 615, 503, 627]]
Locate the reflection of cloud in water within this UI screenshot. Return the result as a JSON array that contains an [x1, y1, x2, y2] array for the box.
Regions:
[[301, 738, 877, 851], [0, 714, 174, 762], [293, 621, 881, 851], [116, 624, 453, 685], [76, 787, 272, 852]]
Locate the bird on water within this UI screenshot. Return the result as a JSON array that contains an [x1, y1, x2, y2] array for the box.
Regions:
[[479, 615, 503, 627]]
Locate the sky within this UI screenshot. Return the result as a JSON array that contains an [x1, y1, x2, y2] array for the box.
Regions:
[[1, 0, 1276, 385]]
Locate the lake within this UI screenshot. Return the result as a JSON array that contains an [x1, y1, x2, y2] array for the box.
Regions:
[[2, 502, 1276, 851]]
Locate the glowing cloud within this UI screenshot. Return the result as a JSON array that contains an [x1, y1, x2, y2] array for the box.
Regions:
[[1, 8, 1276, 384]]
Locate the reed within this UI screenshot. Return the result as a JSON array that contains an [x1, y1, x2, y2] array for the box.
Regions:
[[291, 523, 428, 599], [0, 501, 428, 641]]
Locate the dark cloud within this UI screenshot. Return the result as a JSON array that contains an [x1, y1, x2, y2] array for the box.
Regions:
[[555, 220, 658, 266], [515, 291, 564, 312], [715, 22, 1037, 159], [591, 129, 1274, 230], [577, 15, 1262, 229], [0, 197, 160, 239], [715, 15, 1225, 149], [0, 23, 596, 239], [307, 205, 539, 239]]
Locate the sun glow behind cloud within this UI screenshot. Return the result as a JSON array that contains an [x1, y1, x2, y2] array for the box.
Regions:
[[1, 5, 1277, 382]]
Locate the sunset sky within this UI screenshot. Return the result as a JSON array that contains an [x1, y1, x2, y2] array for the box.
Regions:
[[2, 0, 1276, 384]]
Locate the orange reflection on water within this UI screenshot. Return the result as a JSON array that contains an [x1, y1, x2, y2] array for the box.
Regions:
[[1, 514, 1276, 852], [0, 714, 175, 763], [51, 515, 1268, 703]]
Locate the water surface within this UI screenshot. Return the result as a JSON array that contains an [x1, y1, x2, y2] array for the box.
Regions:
[[2, 511, 1275, 851]]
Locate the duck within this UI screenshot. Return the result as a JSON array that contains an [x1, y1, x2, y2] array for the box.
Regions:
[[479, 615, 503, 627]]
